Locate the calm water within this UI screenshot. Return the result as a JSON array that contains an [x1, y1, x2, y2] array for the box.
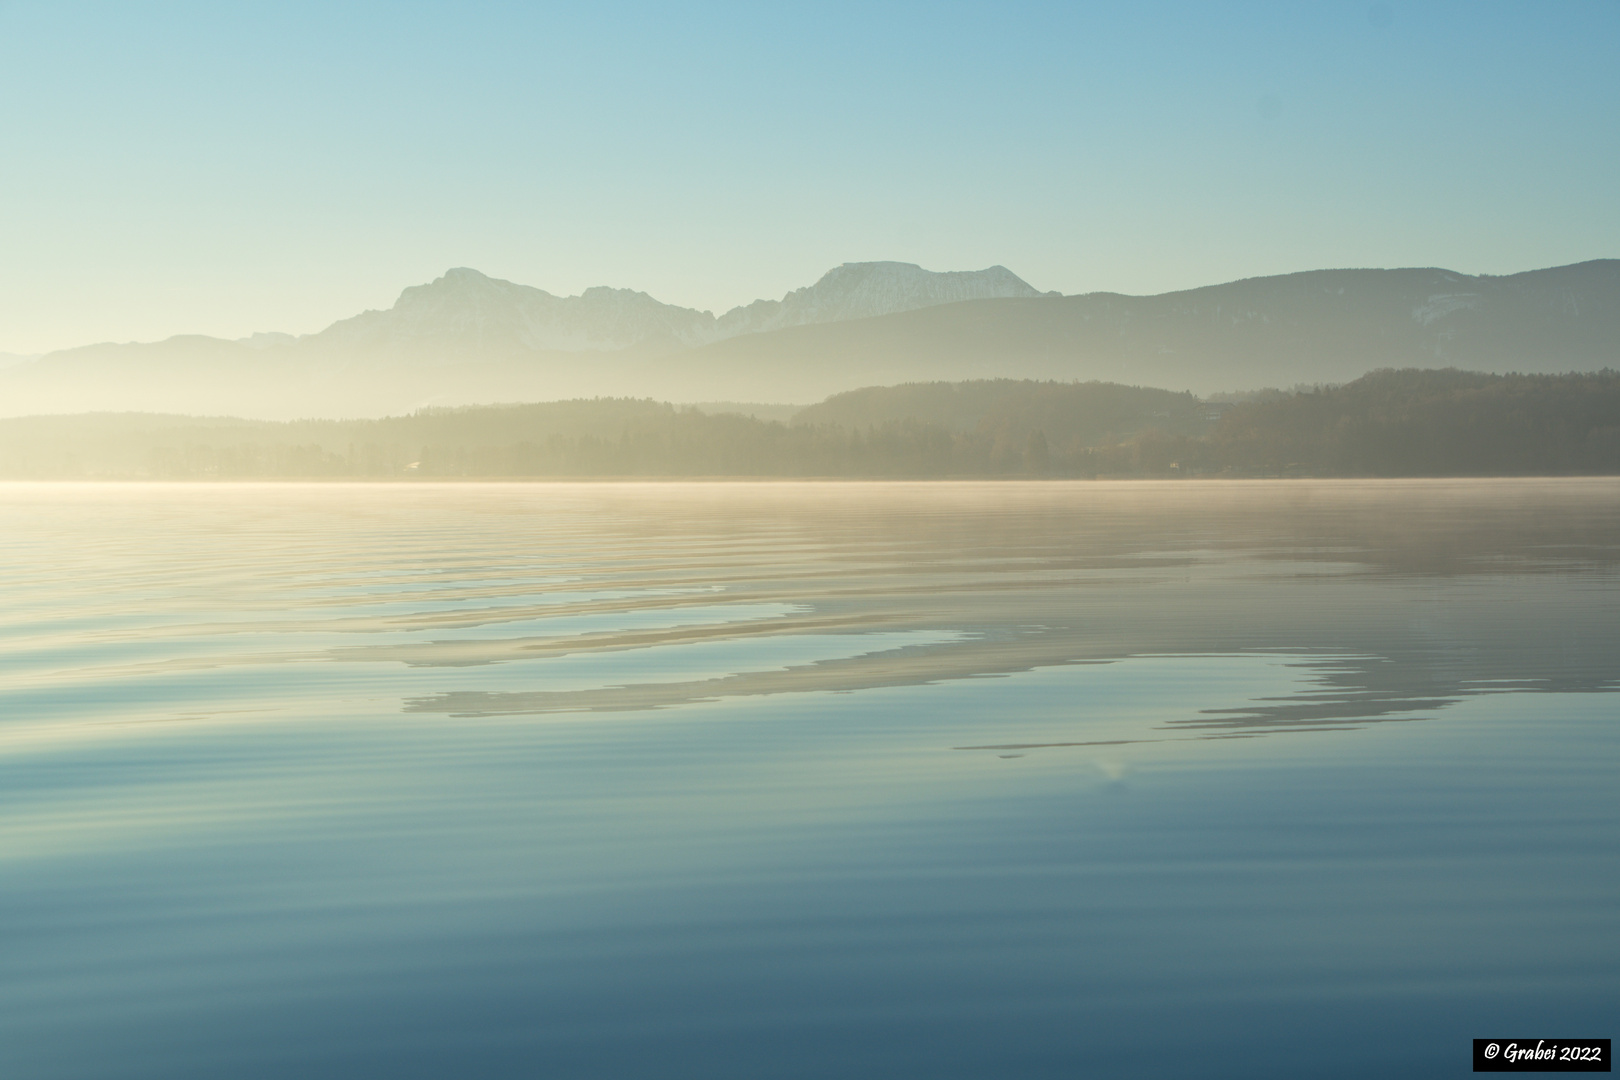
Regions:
[[2, 480, 1616, 1079]]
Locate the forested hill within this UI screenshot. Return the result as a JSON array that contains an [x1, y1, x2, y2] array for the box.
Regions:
[[1207, 368, 1620, 475], [793, 380, 1208, 445], [1, 370, 1616, 478]]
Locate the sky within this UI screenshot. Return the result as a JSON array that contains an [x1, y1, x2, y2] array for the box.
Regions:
[[0, 0, 1616, 354]]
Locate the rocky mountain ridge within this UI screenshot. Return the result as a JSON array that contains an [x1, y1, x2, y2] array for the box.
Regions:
[[671, 260, 1620, 402], [713, 262, 1051, 338], [261, 261, 1046, 359], [1, 259, 1614, 419]]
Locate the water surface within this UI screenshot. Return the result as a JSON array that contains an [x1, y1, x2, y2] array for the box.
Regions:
[[2, 480, 1617, 1078]]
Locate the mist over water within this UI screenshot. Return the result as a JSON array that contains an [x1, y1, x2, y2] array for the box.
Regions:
[[2, 480, 1617, 1078]]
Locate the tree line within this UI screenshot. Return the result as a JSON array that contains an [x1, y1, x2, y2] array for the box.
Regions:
[[0, 370, 1616, 478]]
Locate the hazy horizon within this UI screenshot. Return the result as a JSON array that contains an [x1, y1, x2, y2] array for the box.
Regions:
[[5, 257, 1615, 422], [9, 254, 1618, 357]]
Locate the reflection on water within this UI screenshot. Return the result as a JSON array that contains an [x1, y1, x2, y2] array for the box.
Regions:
[[1, 480, 1617, 1078]]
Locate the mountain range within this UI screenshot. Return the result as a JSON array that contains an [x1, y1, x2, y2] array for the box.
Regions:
[[303, 261, 1049, 358], [1, 259, 1615, 419]]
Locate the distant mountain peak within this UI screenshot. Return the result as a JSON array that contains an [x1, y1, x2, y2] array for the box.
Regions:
[[300, 261, 1053, 356], [307, 268, 719, 355], [715, 261, 1050, 338], [399, 267, 514, 304]]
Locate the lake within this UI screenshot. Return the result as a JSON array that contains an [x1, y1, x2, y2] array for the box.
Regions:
[[2, 479, 1616, 1078]]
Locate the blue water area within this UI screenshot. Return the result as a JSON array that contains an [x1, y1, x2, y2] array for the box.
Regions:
[[0, 481, 1616, 1079]]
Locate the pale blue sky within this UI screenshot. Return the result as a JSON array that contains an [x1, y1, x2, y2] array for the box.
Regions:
[[0, 1, 1615, 353]]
